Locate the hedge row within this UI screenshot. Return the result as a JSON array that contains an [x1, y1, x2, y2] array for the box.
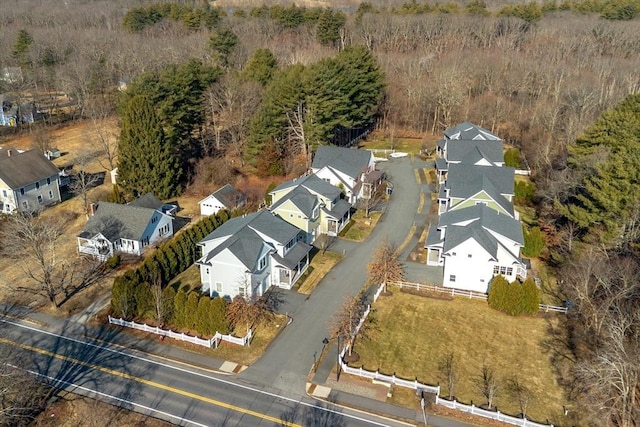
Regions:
[[111, 210, 233, 334], [488, 275, 540, 316]]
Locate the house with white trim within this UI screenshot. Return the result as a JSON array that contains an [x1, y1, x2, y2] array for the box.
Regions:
[[311, 146, 377, 204], [77, 193, 176, 261], [0, 147, 61, 214], [437, 164, 516, 217], [425, 204, 526, 293], [268, 174, 352, 242], [196, 210, 312, 300], [198, 184, 246, 216]]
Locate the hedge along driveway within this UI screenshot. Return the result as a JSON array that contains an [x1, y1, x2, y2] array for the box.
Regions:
[[351, 286, 568, 425]]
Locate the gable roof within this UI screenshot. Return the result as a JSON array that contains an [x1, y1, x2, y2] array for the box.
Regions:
[[446, 164, 515, 197], [200, 210, 300, 246], [270, 186, 319, 217], [446, 140, 504, 165], [439, 204, 523, 245], [272, 174, 342, 201], [200, 227, 269, 269], [78, 202, 160, 242], [211, 184, 245, 208], [444, 122, 501, 141], [311, 146, 373, 179], [0, 149, 59, 189], [129, 193, 164, 210]]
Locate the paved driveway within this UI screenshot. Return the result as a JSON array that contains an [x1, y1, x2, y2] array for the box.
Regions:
[[239, 156, 434, 395]]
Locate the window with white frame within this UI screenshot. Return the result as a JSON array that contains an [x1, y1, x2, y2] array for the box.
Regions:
[[37, 195, 43, 204], [493, 266, 514, 276], [48, 190, 53, 199], [47, 177, 51, 185], [216, 282, 222, 293], [259, 255, 267, 270], [449, 275, 456, 282], [238, 287, 246, 298], [22, 201, 28, 209]]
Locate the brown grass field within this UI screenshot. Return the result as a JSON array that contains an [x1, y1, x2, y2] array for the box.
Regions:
[[351, 285, 568, 425]]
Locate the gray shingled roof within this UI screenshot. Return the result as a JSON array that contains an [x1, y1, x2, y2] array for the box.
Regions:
[[448, 174, 514, 217], [435, 157, 448, 172], [201, 227, 269, 269], [439, 204, 524, 245], [443, 225, 498, 260], [129, 193, 164, 210], [323, 199, 351, 219], [311, 146, 373, 179], [211, 184, 245, 208], [0, 149, 59, 189], [444, 122, 501, 141], [447, 140, 503, 164], [272, 241, 312, 269], [78, 202, 159, 241], [272, 174, 341, 201], [446, 164, 514, 197], [270, 186, 319, 217], [200, 210, 300, 246], [425, 226, 443, 247]]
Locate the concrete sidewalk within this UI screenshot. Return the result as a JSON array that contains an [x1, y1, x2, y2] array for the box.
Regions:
[[309, 342, 475, 427]]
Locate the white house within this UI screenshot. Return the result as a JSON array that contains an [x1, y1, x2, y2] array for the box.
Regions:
[[198, 184, 246, 216], [77, 193, 176, 261], [196, 210, 312, 300], [0, 147, 61, 214], [425, 205, 526, 293], [311, 146, 377, 204]]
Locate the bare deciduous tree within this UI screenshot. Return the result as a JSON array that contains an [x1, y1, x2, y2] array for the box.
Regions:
[[366, 238, 405, 290], [474, 363, 499, 410], [0, 212, 66, 308], [68, 158, 101, 216], [437, 352, 458, 400], [0, 348, 49, 425], [329, 294, 367, 357], [506, 375, 533, 419]]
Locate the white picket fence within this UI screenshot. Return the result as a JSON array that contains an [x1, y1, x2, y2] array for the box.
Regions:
[[389, 281, 568, 313], [108, 316, 252, 349], [338, 283, 556, 427], [436, 396, 553, 427]]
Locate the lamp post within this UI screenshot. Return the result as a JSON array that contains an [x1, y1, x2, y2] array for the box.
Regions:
[[336, 335, 341, 382]]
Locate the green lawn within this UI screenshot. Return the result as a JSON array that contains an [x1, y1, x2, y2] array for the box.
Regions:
[[351, 286, 569, 424]]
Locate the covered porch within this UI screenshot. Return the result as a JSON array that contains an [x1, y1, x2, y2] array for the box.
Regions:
[[77, 234, 114, 261], [324, 200, 352, 236], [272, 242, 313, 289]]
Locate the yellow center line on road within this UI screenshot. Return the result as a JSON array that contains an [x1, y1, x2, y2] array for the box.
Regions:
[[0, 337, 301, 427]]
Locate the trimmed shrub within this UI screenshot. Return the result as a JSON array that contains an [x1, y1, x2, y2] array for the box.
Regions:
[[488, 274, 510, 312], [184, 292, 200, 330], [105, 254, 121, 269], [504, 148, 525, 168], [521, 278, 540, 315], [172, 289, 187, 328], [522, 226, 545, 258], [134, 282, 154, 319]]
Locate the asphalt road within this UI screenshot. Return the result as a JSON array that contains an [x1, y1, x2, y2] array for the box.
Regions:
[[0, 317, 412, 427], [240, 156, 428, 394]]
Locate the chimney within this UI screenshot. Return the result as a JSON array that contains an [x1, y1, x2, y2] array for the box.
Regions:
[[89, 203, 97, 216], [7, 150, 11, 157]]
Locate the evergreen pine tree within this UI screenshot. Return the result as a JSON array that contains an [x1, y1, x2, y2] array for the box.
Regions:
[[521, 278, 540, 315], [243, 48, 278, 86], [195, 297, 212, 335], [184, 292, 200, 331], [488, 275, 509, 312], [134, 282, 154, 319], [172, 289, 188, 327], [117, 95, 183, 199], [210, 297, 229, 334]]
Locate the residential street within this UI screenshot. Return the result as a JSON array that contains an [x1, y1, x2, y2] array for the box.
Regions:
[[240, 155, 433, 394]]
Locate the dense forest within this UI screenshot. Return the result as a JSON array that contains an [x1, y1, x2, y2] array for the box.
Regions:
[[1, 1, 640, 425]]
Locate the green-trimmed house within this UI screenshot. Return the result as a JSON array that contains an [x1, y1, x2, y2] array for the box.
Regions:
[[269, 174, 352, 243]]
